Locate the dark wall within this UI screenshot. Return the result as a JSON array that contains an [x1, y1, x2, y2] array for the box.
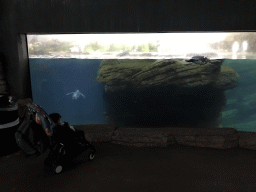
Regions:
[[0, 0, 256, 99], [13, 0, 256, 32]]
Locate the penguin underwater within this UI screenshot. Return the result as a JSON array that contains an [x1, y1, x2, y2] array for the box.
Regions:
[[66, 89, 85, 100]]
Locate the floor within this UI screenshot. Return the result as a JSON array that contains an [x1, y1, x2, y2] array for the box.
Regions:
[[1, 142, 256, 192]]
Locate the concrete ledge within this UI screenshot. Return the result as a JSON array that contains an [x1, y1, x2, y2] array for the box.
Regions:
[[73, 124, 118, 142], [174, 133, 239, 149], [161, 127, 238, 135], [112, 128, 170, 147], [111, 140, 168, 147], [167, 127, 239, 149], [70, 125, 256, 150], [111, 127, 240, 149], [238, 131, 256, 150], [112, 135, 168, 147], [113, 128, 172, 137]]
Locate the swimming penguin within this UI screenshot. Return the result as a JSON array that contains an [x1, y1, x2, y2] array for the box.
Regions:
[[186, 56, 209, 65], [66, 89, 85, 100]]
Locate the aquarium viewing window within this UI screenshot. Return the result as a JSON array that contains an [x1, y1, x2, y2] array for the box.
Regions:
[[27, 32, 256, 59], [27, 33, 256, 133]]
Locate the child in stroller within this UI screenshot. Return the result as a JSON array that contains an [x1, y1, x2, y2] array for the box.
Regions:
[[15, 103, 96, 173], [41, 113, 96, 173], [48, 113, 90, 149]]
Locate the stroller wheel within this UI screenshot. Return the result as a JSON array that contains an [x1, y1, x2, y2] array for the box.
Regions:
[[76, 147, 96, 162], [86, 148, 96, 161], [54, 165, 63, 174], [88, 151, 95, 161]]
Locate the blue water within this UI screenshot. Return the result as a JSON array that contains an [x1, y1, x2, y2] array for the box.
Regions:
[[29, 58, 256, 132], [29, 59, 105, 125]]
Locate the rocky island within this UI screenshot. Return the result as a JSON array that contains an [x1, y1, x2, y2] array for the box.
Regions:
[[97, 59, 240, 128]]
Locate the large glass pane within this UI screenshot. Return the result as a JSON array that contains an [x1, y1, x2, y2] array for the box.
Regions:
[[27, 33, 256, 132]]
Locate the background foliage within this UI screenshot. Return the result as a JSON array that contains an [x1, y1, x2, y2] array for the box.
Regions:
[[29, 39, 157, 54]]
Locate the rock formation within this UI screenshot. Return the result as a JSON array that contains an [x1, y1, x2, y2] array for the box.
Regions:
[[97, 59, 239, 93], [97, 59, 240, 128]]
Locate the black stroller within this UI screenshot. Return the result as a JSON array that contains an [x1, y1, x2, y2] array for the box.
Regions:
[[44, 121, 96, 174], [15, 103, 96, 174]]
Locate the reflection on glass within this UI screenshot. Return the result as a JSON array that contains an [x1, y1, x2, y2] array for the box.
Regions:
[[243, 41, 248, 52], [232, 41, 239, 53]]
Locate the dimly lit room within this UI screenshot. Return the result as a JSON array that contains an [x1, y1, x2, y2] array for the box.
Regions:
[[1, 1, 256, 191]]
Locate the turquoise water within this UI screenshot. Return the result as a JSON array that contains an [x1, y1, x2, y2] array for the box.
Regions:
[[221, 59, 256, 132], [29, 58, 256, 132]]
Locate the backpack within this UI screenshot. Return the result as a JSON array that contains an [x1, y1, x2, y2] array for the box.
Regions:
[[15, 118, 50, 156], [26, 103, 55, 136], [15, 103, 55, 156]]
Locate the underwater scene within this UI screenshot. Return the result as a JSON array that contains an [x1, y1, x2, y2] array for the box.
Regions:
[[29, 58, 256, 132]]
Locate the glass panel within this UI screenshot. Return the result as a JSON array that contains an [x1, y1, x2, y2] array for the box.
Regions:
[[27, 33, 256, 132]]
